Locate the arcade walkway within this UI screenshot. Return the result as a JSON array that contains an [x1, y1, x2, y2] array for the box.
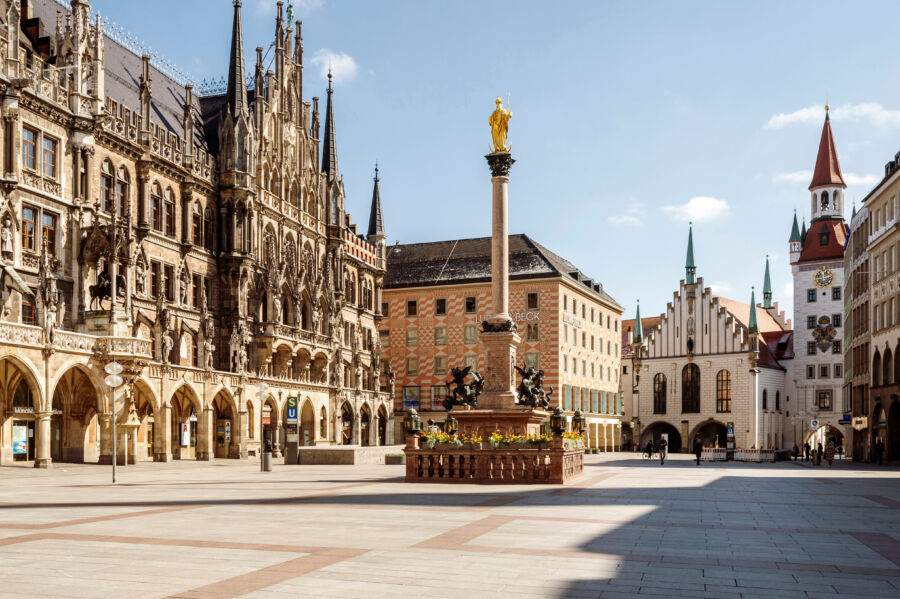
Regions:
[[1, 455, 899, 598]]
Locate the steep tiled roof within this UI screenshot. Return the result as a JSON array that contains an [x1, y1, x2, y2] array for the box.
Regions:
[[798, 219, 848, 263], [29, 0, 208, 151], [385, 234, 621, 308], [759, 330, 794, 370], [621, 316, 662, 357], [712, 296, 785, 334], [809, 113, 846, 190]]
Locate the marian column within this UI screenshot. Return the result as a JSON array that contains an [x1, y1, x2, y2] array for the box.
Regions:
[[479, 99, 522, 413]]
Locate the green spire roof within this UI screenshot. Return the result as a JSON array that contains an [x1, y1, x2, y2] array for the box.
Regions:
[[748, 287, 759, 335], [633, 301, 643, 344], [763, 256, 773, 309], [685, 224, 696, 284], [789, 211, 801, 242]]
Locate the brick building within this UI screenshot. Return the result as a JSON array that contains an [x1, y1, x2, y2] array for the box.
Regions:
[[0, 0, 391, 467], [381, 234, 625, 449]]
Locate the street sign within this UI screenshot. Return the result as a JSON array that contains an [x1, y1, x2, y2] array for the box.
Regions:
[[852, 416, 868, 431], [287, 397, 298, 408], [287, 407, 298, 423]]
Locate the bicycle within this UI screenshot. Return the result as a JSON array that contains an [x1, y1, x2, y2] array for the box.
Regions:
[[642, 450, 658, 461]]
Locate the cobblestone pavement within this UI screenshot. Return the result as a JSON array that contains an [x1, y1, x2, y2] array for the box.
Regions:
[[1, 453, 899, 598]]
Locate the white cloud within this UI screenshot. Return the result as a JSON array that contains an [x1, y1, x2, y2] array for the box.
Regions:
[[708, 281, 732, 295], [661, 196, 730, 223], [772, 169, 879, 187], [765, 103, 900, 130], [253, 0, 276, 15], [607, 203, 645, 226], [781, 282, 793, 300], [844, 172, 880, 186], [309, 49, 359, 83], [772, 170, 812, 184]]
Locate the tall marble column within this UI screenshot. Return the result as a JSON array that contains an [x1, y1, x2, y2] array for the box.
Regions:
[[486, 153, 515, 325], [33, 411, 52, 468]]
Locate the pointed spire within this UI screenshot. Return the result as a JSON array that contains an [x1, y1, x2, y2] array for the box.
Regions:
[[748, 287, 759, 335], [367, 163, 385, 238], [809, 107, 846, 190], [321, 71, 338, 181], [226, 1, 249, 120], [633, 300, 643, 344], [801, 217, 807, 243], [789, 210, 801, 242], [763, 256, 773, 309], [852, 202, 857, 219], [685, 223, 696, 284]]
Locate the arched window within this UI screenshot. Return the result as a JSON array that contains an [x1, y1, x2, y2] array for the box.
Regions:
[[163, 188, 176, 237], [192, 202, 203, 246], [821, 190, 829, 210], [203, 207, 214, 251], [653, 373, 666, 414], [116, 166, 130, 216], [681, 363, 700, 413], [762, 389, 768, 410], [100, 160, 114, 212], [873, 350, 882, 386], [150, 182, 162, 231], [775, 391, 780, 411], [716, 370, 731, 413], [884, 348, 894, 386]]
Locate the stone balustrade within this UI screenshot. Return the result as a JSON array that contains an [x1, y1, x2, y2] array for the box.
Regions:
[[404, 437, 584, 484]]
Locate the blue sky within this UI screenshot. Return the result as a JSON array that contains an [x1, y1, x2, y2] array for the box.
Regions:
[[93, 0, 900, 321]]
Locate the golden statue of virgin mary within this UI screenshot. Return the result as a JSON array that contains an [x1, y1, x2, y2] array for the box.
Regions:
[[489, 98, 512, 153]]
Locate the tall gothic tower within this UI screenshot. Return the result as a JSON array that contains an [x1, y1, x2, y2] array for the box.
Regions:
[[790, 108, 850, 440]]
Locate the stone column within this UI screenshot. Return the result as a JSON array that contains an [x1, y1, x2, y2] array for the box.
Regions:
[[236, 408, 249, 459], [197, 407, 212, 460], [34, 411, 52, 468], [156, 405, 172, 462], [485, 152, 515, 325], [83, 147, 93, 204], [98, 413, 113, 464]]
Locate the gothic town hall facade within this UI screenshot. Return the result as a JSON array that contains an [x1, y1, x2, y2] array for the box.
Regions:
[[0, 0, 393, 466]]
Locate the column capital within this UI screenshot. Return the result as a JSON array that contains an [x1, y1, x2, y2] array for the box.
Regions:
[[485, 152, 515, 177]]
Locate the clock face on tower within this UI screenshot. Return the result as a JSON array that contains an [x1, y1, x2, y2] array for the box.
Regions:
[[814, 267, 834, 288]]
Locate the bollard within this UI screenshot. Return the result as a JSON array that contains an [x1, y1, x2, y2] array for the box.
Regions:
[[262, 451, 273, 472]]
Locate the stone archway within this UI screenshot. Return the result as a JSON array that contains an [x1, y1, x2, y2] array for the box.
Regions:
[[50, 366, 103, 463], [340, 403, 353, 445], [133, 379, 158, 462], [640, 421, 683, 453], [889, 402, 900, 462], [299, 399, 315, 446], [377, 406, 388, 446], [170, 384, 202, 460], [359, 404, 371, 447], [212, 390, 237, 459], [691, 419, 727, 449], [0, 357, 43, 465]]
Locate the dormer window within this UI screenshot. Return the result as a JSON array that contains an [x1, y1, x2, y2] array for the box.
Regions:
[[820, 226, 829, 246]]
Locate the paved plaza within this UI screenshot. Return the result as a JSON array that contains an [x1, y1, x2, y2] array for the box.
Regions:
[[1, 455, 899, 599]]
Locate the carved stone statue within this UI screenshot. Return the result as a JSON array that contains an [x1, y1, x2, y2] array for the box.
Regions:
[[161, 332, 174, 364], [386, 370, 395, 395], [203, 338, 215, 370], [0, 215, 12, 261], [135, 259, 146, 296], [489, 97, 512, 153], [272, 294, 282, 324], [179, 270, 190, 305]]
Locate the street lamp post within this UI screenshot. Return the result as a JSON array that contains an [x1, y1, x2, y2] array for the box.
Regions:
[[104, 361, 123, 484], [257, 382, 268, 472]]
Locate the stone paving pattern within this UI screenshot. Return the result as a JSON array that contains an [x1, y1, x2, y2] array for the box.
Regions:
[[1, 454, 899, 598]]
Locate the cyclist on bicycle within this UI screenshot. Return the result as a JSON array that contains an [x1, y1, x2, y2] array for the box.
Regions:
[[644, 439, 656, 459]]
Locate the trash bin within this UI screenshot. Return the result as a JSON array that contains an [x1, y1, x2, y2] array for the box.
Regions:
[[262, 451, 273, 472]]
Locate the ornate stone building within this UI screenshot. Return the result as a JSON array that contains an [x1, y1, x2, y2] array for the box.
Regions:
[[0, 0, 391, 467], [623, 228, 795, 452]]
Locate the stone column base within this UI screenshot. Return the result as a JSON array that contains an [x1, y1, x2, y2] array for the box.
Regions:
[[196, 451, 211, 461], [154, 452, 171, 462], [33, 458, 52, 469]]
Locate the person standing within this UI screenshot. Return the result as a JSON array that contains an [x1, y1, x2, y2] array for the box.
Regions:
[[792, 443, 799, 461], [693, 435, 703, 466], [657, 437, 668, 465], [875, 440, 885, 466], [804, 442, 811, 462], [825, 440, 835, 468]]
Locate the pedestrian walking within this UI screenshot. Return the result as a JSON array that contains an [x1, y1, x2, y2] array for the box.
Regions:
[[825, 440, 835, 468], [804, 442, 811, 462], [657, 437, 668, 465], [693, 435, 703, 465], [836, 445, 843, 460], [792, 444, 799, 461], [875, 440, 885, 466]]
